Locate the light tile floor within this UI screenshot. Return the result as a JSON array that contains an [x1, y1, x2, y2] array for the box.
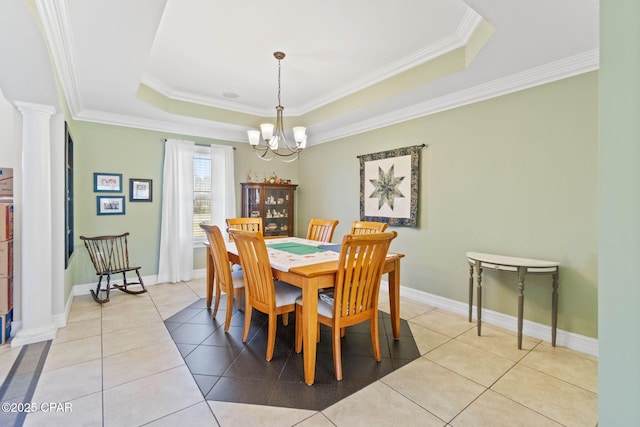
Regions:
[[1, 278, 597, 426]]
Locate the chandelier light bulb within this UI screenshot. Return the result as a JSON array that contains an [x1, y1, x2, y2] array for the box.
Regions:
[[293, 126, 306, 144], [247, 130, 260, 146], [260, 123, 274, 141]]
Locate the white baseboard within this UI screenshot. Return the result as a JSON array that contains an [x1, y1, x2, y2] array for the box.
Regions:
[[59, 272, 599, 357], [395, 283, 598, 357], [71, 273, 161, 297], [12, 271, 207, 341]]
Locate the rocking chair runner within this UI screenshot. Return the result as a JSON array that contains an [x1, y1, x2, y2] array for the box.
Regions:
[[80, 232, 147, 303]]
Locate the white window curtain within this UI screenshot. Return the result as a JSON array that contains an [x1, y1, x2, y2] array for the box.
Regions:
[[157, 139, 195, 283], [210, 144, 236, 239]]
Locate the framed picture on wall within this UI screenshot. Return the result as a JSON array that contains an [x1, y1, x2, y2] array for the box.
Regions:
[[97, 196, 125, 215], [357, 144, 425, 227], [94, 173, 122, 192], [129, 178, 152, 202]]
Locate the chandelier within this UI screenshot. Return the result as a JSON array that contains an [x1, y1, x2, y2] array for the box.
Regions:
[[247, 52, 307, 161]]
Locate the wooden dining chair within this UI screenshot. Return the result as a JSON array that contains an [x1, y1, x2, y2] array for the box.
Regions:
[[228, 229, 302, 361], [225, 217, 263, 242], [306, 218, 339, 243], [295, 231, 397, 380], [350, 220, 389, 235], [200, 223, 245, 331]]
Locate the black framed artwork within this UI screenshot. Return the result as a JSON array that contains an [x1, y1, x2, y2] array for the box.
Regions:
[[129, 178, 152, 202]]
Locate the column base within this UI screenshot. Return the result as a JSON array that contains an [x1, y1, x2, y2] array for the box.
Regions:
[[11, 324, 57, 347]]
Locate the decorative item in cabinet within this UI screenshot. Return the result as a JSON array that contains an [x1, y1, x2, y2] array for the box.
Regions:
[[241, 182, 297, 238]]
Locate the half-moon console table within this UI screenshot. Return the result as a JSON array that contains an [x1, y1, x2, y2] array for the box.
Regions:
[[466, 252, 559, 349]]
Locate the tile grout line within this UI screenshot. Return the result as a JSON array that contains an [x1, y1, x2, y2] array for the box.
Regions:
[[446, 339, 563, 425], [100, 301, 105, 427], [149, 282, 222, 423]]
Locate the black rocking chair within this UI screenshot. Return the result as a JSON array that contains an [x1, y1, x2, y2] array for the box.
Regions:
[[80, 232, 147, 303]]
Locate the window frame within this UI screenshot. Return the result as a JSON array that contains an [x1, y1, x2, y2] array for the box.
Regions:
[[192, 145, 212, 245]]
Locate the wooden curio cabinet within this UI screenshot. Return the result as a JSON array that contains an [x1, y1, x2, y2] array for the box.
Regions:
[[241, 182, 297, 238]]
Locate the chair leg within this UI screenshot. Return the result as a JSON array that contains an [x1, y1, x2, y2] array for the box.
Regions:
[[105, 273, 112, 301], [90, 275, 109, 304], [282, 312, 289, 326], [224, 290, 233, 332], [295, 305, 302, 353], [242, 305, 252, 343], [370, 314, 381, 361], [135, 269, 146, 292], [212, 278, 222, 318], [332, 325, 343, 381], [266, 313, 277, 361]]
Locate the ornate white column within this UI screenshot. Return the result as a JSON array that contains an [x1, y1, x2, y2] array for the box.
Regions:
[[12, 101, 57, 346]]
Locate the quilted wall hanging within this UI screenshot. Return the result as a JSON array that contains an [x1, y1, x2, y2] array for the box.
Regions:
[[357, 144, 425, 227]]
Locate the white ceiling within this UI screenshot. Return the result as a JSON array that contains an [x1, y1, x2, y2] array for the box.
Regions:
[[1, 0, 599, 145]]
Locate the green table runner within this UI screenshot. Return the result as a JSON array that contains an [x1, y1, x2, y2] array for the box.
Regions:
[[267, 242, 328, 255]]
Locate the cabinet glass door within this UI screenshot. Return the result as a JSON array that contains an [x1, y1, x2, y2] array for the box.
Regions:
[[243, 186, 261, 219], [264, 187, 290, 237]]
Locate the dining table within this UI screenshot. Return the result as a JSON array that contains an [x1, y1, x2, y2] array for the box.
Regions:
[[204, 236, 405, 385]]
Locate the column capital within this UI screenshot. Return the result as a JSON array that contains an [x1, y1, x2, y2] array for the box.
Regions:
[[14, 101, 57, 116]]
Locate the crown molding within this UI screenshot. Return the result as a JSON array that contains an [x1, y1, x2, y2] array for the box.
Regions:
[[36, 0, 83, 116], [310, 49, 600, 145], [72, 48, 598, 146], [140, 73, 270, 117], [295, 8, 482, 115], [457, 7, 483, 42], [75, 109, 246, 142], [138, 8, 482, 118]]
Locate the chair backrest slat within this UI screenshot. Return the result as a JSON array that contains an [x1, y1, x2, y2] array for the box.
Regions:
[[228, 229, 274, 312], [334, 232, 397, 320], [80, 233, 132, 275], [306, 218, 339, 243], [200, 224, 234, 294], [350, 221, 389, 235], [226, 217, 263, 242]]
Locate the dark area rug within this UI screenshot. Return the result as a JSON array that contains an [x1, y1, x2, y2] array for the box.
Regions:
[[165, 297, 420, 411]]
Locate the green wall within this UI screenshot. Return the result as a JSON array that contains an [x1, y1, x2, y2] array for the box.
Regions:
[[298, 72, 599, 338], [66, 121, 299, 286], [66, 71, 598, 340], [599, 0, 640, 423]]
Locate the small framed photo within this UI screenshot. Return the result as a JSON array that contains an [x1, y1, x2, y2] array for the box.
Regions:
[[94, 173, 122, 192], [97, 196, 125, 215], [129, 178, 152, 202]]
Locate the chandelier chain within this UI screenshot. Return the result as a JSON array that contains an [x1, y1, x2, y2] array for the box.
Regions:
[[277, 58, 282, 107]]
